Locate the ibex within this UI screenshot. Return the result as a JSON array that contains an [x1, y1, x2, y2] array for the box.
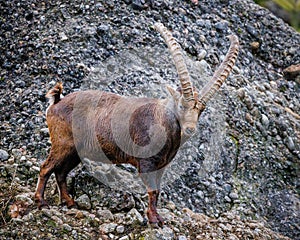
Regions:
[[35, 23, 239, 227]]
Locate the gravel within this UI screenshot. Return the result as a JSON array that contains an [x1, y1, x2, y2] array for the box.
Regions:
[[0, 0, 299, 239]]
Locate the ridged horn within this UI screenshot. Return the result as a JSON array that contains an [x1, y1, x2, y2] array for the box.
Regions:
[[154, 23, 195, 102], [198, 35, 239, 105]]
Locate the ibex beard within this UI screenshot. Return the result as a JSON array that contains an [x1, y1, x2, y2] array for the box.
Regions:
[[35, 23, 239, 227]]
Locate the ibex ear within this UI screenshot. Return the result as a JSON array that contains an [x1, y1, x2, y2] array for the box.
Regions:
[[166, 85, 180, 100]]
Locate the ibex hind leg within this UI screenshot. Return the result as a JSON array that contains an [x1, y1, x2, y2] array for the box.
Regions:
[[35, 153, 57, 209], [54, 153, 81, 208]]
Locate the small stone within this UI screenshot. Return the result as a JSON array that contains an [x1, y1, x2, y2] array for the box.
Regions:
[[126, 208, 144, 225], [41, 208, 52, 218], [59, 32, 68, 41], [97, 24, 110, 35], [244, 95, 254, 110], [228, 234, 239, 240], [250, 41, 260, 50], [233, 65, 241, 73], [76, 194, 91, 210], [196, 59, 210, 73], [32, 166, 40, 172], [198, 49, 207, 60], [215, 20, 229, 31], [0, 149, 9, 161], [116, 225, 125, 233], [261, 114, 269, 127], [96, 209, 114, 222], [25, 161, 32, 167], [15, 194, 33, 205], [246, 24, 258, 37], [40, 15, 46, 23], [178, 235, 187, 240], [270, 81, 277, 89], [119, 236, 129, 240], [157, 208, 173, 222], [225, 196, 232, 202], [11, 149, 22, 159], [51, 215, 63, 225], [166, 201, 176, 211], [196, 190, 204, 199], [229, 192, 239, 200], [245, 113, 254, 125], [22, 212, 34, 221], [237, 88, 245, 100], [40, 128, 49, 136], [63, 223, 72, 232], [99, 223, 117, 234], [223, 183, 232, 193], [283, 63, 300, 80], [20, 156, 26, 161], [75, 211, 84, 219], [285, 137, 295, 151]]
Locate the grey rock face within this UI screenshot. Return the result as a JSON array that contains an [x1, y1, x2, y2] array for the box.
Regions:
[[0, 0, 299, 239]]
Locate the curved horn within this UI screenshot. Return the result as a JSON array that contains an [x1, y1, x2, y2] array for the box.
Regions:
[[154, 23, 195, 102], [198, 35, 239, 105]]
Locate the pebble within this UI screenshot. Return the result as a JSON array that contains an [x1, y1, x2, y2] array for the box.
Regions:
[[126, 208, 144, 225], [40, 128, 49, 136], [76, 194, 92, 210], [285, 137, 295, 151], [15, 194, 33, 205], [261, 114, 269, 127], [11, 149, 22, 159], [119, 236, 129, 240], [225, 196, 232, 203], [178, 235, 187, 240], [63, 223, 72, 232], [99, 223, 118, 234], [74, 210, 84, 219], [229, 192, 239, 200], [41, 208, 52, 218], [215, 20, 229, 31], [198, 49, 207, 60], [237, 88, 246, 99], [59, 32, 68, 41], [0, 149, 9, 161], [96, 209, 114, 222], [250, 41, 260, 50], [116, 225, 125, 233], [196, 190, 204, 199], [51, 215, 63, 225]]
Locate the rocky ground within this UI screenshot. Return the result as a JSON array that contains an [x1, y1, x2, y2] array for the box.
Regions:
[[0, 0, 299, 239]]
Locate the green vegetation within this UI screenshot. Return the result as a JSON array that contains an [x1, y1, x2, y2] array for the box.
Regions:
[[254, 0, 300, 31]]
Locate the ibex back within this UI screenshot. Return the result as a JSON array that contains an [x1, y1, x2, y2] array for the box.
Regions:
[[35, 23, 239, 227]]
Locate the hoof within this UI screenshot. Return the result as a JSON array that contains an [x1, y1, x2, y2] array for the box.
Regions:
[[149, 222, 160, 229], [67, 202, 78, 209], [149, 219, 164, 228], [37, 200, 49, 210], [147, 212, 164, 228], [59, 201, 77, 209]]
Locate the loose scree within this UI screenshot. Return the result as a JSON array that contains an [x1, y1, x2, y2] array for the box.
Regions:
[[35, 23, 239, 227]]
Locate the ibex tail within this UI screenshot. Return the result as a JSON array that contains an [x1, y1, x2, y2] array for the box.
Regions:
[[46, 82, 63, 106]]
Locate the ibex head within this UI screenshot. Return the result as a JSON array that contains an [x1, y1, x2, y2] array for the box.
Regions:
[[154, 23, 239, 138]]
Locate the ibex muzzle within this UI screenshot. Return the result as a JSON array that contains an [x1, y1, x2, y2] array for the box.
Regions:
[[35, 23, 239, 227]]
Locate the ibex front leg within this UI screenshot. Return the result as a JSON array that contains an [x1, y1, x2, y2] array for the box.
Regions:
[[140, 166, 165, 227], [147, 189, 163, 227]]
